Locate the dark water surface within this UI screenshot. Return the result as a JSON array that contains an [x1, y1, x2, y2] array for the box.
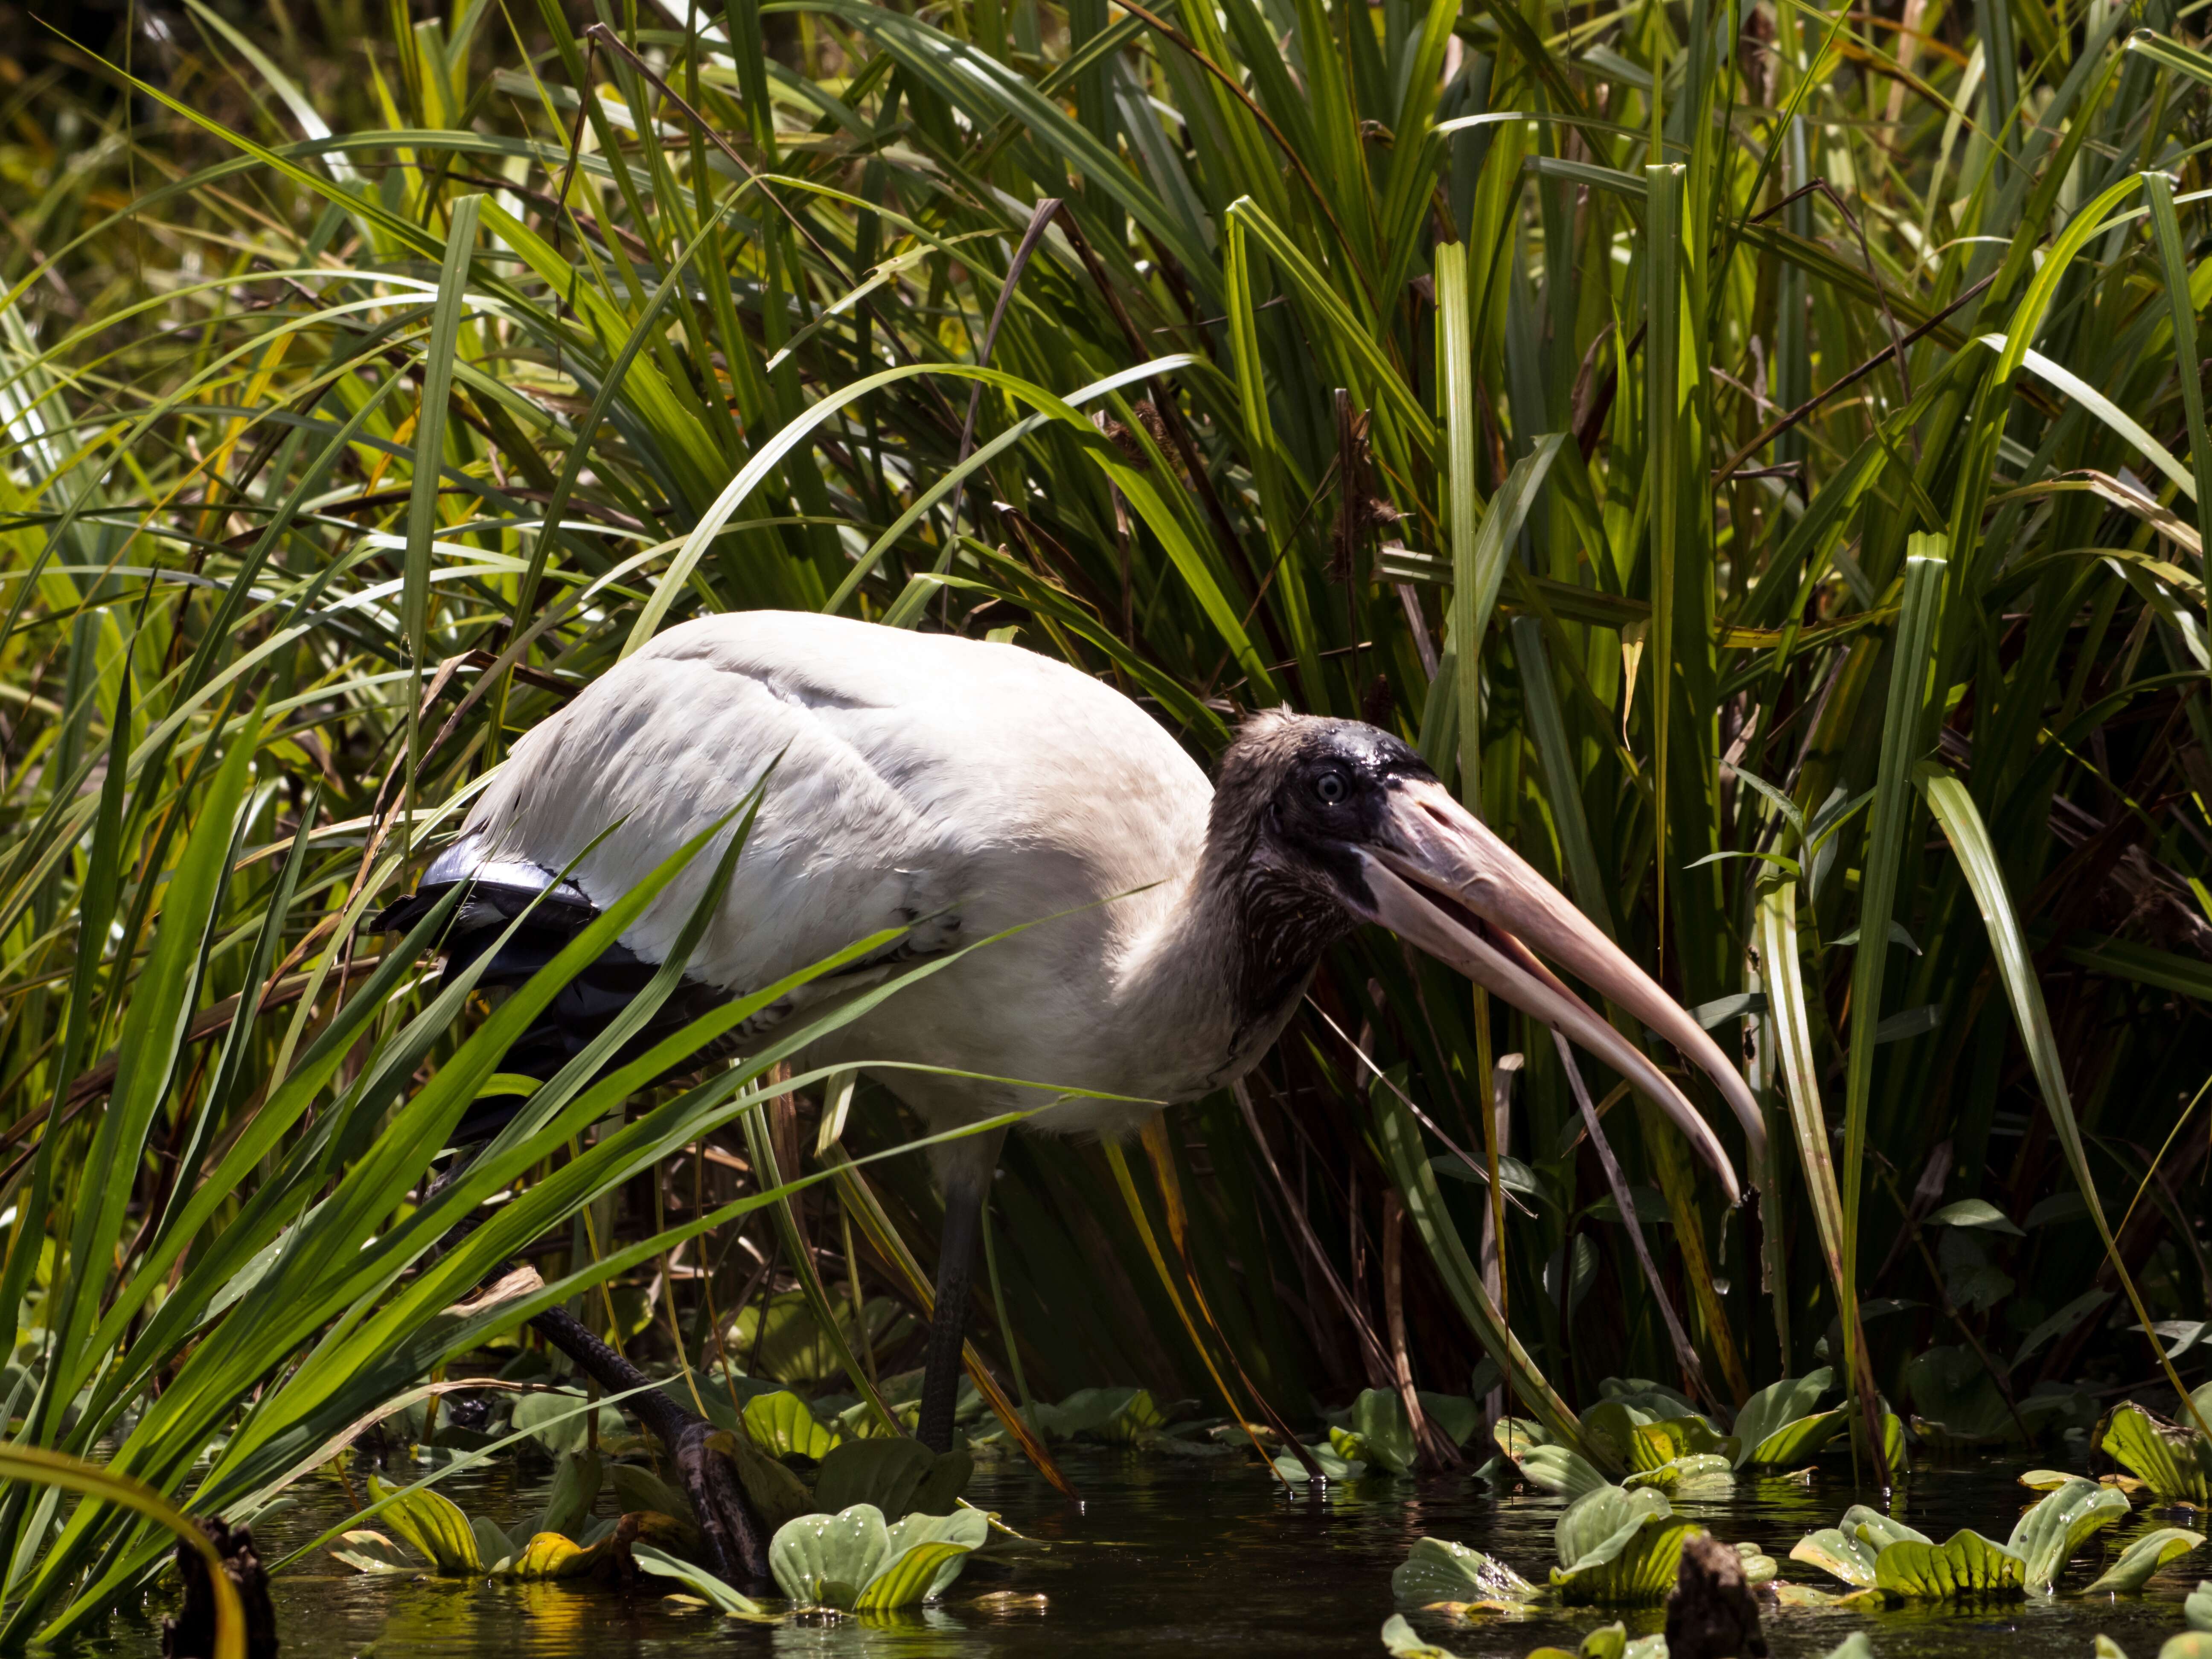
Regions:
[[73, 1451, 2205, 1657]]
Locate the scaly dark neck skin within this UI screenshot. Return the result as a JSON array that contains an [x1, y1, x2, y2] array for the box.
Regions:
[[1142, 803, 1354, 1067]]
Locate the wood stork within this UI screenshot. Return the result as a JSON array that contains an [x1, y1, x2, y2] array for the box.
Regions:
[[383, 610, 1762, 1464]]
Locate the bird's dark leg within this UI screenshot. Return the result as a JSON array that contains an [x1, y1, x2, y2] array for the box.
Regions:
[[915, 1133, 1001, 1454], [526, 1305, 771, 1588], [424, 1159, 772, 1587]]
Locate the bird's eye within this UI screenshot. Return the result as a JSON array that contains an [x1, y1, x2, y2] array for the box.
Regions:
[[1314, 771, 1349, 805]]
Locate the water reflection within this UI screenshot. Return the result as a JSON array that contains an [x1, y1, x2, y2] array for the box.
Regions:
[[58, 1451, 2205, 1657]]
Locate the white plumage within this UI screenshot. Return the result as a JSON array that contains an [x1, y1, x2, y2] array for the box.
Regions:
[[443, 611, 1243, 1142]]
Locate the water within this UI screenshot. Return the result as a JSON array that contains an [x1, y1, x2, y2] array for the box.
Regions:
[[73, 1451, 2205, 1656]]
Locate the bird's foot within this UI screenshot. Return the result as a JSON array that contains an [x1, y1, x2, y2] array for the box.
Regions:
[[673, 1420, 772, 1591]]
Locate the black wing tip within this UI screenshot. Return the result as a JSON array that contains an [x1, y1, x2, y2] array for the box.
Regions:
[[368, 887, 444, 934]]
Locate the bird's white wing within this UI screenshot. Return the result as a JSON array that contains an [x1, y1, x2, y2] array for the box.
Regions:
[[442, 611, 1211, 998]]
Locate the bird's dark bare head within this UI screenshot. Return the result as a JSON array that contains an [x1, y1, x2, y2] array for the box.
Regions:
[[1211, 710, 1436, 899], [1203, 712, 1437, 1003]]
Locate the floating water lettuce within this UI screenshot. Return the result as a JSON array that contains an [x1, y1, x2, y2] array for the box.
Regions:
[[2190, 1578, 2212, 1630], [1551, 1486, 1694, 1604], [1874, 1530, 2026, 1598], [1730, 1370, 1847, 1468], [1420, 1392, 1486, 1450], [766, 1501, 988, 1610], [1623, 1453, 1735, 1495], [1493, 1419, 1610, 1499], [2097, 1403, 2212, 1506], [1029, 1385, 1166, 1444], [1378, 1614, 1666, 1659], [1792, 1504, 2023, 1598], [743, 1388, 841, 1459], [1519, 1622, 1670, 1659], [1274, 1441, 1368, 1484], [362, 1476, 489, 1575], [1380, 1615, 1464, 1659], [1583, 1400, 1721, 1469], [508, 1387, 634, 1454], [2008, 1477, 2131, 1591], [2081, 1528, 2203, 1594], [2161, 1637, 2212, 1659], [1333, 1388, 1420, 1476], [630, 1541, 776, 1618], [1391, 1537, 1540, 1605], [811, 1435, 972, 1521], [337, 1471, 693, 1582], [1377, 1615, 1861, 1659]]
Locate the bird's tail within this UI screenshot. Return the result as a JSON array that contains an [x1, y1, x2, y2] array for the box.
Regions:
[[370, 863, 730, 1142]]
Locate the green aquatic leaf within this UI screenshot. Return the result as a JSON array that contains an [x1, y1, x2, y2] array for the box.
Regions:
[[2097, 1405, 2212, 1504], [2161, 1637, 2212, 1659], [1349, 1388, 1420, 1476], [743, 1388, 840, 1460], [1624, 1453, 1735, 1493], [2081, 1528, 2203, 1594], [1749, 1408, 1848, 1467], [1582, 1400, 1659, 1469], [2097, 1639, 2130, 1659], [607, 1462, 693, 1524], [1729, 1371, 1835, 1468], [1790, 1505, 1924, 1588], [1872, 1530, 2026, 1598], [1391, 1536, 1540, 1604], [1515, 1442, 1613, 1499], [536, 1448, 601, 1540], [1380, 1613, 1465, 1657], [2189, 1579, 2212, 1630], [470, 1516, 518, 1572], [2007, 1476, 2131, 1591], [1552, 1487, 1692, 1604], [721, 1424, 819, 1531], [366, 1476, 481, 1575], [853, 1508, 990, 1609], [1032, 1385, 1165, 1443], [1275, 1442, 1368, 1484], [1496, 1417, 1551, 1461], [1580, 1622, 1628, 1659], [769, 1503, 892, 1606], [631, 1541, 774, 1618], [1634, 1417, 1730, 1467], [328, 1530, 416, 1574], [1790, 1528, 1879, 1588], [1420, 1393, 1484, 1448], [1848, 1411, 1911, 1476], [1823, 1638, 1873, 1659], [509, 1389, 630, 1455], [855, 1540, 972, 1611], [1852, 1509, 1933, 1553], [729, 1290, 917, 1386], [1738, 1541, 1780, 1586], [812, 1437, 953, 1521], [503, 1528, 620, 1580]]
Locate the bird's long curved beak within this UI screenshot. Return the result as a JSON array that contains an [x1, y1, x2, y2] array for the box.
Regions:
[[1350, 776, 1764, 1205]]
